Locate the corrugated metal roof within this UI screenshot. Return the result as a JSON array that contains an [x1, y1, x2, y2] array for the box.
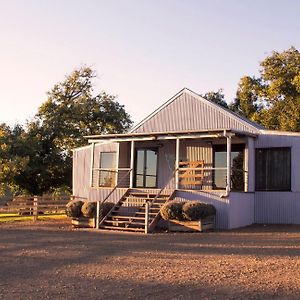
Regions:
[[130, 88, 264, 134]]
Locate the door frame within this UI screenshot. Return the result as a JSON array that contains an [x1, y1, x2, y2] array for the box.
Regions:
[[133, 147, 159, 188]]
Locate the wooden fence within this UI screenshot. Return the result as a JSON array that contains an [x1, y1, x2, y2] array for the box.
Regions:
[[0, 195, 71, 221]]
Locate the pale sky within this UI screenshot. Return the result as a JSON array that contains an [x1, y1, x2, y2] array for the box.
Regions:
[[1, 0, 300, 127]]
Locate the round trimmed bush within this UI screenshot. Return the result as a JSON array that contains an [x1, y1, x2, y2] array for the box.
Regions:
[[66, 200, 83, 218], [160, 200, 186, 220], [205, 203, 216, 218], [81, 201, 96, 218], [182, 201, 216, 221]]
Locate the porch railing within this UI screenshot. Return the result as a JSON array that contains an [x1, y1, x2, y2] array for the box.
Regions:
[[177, 163, 247, 191], [91, 167, 131, 188]]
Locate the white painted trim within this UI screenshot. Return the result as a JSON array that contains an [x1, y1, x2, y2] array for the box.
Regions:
[[115, 143, 120, 185], [129, 141, 135, 188], [175, 138, 180, 190], [73, 144, 92, 152], [259, 129, 300, 136], [226, 135, 232, 192], [89, 143, 95, 187]]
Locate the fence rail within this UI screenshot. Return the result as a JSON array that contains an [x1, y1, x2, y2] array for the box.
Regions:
[[0, 195, 70, 221]]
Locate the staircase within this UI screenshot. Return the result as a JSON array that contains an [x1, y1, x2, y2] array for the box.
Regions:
[[99, 189, 175, 233]]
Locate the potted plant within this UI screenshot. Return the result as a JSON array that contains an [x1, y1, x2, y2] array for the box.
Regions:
[[160, 200, 216, 232]]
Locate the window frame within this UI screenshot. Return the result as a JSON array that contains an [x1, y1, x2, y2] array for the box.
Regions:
[[98, 151, 117, 188], [255, 147, 291, 192]]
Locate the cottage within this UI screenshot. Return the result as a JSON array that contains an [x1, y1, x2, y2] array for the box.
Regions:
[[73, 88, 300, 231]]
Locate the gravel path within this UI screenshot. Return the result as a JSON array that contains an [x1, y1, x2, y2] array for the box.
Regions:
[[0, 220, 300, 299]]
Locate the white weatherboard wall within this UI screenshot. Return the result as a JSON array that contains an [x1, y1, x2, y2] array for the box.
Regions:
[[254, 133, 300, 224]]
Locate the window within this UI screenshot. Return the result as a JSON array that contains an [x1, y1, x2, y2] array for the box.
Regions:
[[255, 147, 291, 191], [213, 145, 245, 191], [99, 152, 117, 187]]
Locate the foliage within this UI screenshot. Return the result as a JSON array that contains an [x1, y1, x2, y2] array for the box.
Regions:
[[160, 200, 216, 221], [202, 89, 228, 109], [81, 202, 96, 218], [66, 200, 83, 218], [160, 201, 185, 221], [0, 66, 132, 196], [182, 201, 216, 221], [232, 47, 300, 131], [36, 66, 132, 154], [229, 76, 261, 118]]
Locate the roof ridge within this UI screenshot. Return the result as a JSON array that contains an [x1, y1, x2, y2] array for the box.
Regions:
[[184, 88, 264, 130], [129, 88, 263, 133]]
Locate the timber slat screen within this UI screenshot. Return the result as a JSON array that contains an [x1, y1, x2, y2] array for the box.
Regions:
[[178, 160, 205, 188], [0, 195, 70, 221]]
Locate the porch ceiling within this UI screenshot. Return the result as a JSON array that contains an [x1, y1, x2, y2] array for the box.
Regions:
[[85, 129, 257, 144]]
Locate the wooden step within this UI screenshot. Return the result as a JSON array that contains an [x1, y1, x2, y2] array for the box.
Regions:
[[128, 193, 170, 198], [103, 220, 145, 226], [99, 225, 145, 232], [109, 215, 145, 220], [135, 212, 157, 216]]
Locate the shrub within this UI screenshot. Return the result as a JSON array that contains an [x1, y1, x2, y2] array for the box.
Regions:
[[205, 203, 216, 218], [66, 200, 83, 218], [81, 201, 96, 218], [160, 201, 186, 220], [182, 201, 216, 221], [99, 202, 115, 220]]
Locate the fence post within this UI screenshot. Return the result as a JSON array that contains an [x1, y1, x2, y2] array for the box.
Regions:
[[145, 201, 149, 234], [33, 196, 38, 221], [96, 201, 100, 229]]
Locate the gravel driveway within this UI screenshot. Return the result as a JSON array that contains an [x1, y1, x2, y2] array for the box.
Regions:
[[0, 220, 300, 299]]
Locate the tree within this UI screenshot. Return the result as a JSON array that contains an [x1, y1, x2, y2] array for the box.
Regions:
[[36, 67, 132, 154], [233, 47, 300, 131], [1, 67, 132, 196], [229, 76, 261, 119], [0, 124, 30, 196], [202, 89, 229, 109]]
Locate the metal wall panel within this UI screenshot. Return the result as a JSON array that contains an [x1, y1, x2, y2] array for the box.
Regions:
[[133, 92, 259, 134], [88, 188, 128, 203], [254, 134, 300, 224], [73, 146, 91, 199], [229, 192, 254, 228]]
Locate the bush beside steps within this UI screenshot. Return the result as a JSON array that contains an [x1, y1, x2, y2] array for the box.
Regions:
[[160, 200, 216, 232], [66, 200, 114, 228]]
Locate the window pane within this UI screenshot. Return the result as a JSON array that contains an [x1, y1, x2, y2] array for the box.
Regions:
[[99, 152, 117, 187], [136, 150, 144, 175], [213, 145, 244, 191], [255, 148, 291, 191], [146, 150, 157, 176]]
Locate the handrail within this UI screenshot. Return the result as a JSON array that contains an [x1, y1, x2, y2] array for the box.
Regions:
[[96, 168, 132, 229], [151, 167, 178, 203], [100, 169, 132, 204]]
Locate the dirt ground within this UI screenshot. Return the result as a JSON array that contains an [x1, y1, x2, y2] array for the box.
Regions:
[[0, 220, 300, 300]]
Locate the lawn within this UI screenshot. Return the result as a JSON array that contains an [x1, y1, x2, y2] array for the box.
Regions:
[[0, 220, 300, 299], [0, 213, 67, 222]]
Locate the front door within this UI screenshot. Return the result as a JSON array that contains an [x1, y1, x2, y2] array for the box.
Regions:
[[134, 148, 158, 188]]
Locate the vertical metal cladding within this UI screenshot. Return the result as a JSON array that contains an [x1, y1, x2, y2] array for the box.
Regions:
[[73, 143, 118, 199], [73, 145, 92, 199], [254, 134, 300, 224], [132, 91, 260, 134]]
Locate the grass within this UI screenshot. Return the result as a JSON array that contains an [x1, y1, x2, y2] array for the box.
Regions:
[[0, 213, 67, 223]]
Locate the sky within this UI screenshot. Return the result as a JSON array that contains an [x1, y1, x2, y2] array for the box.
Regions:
[[1, 0, 300, 127]]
